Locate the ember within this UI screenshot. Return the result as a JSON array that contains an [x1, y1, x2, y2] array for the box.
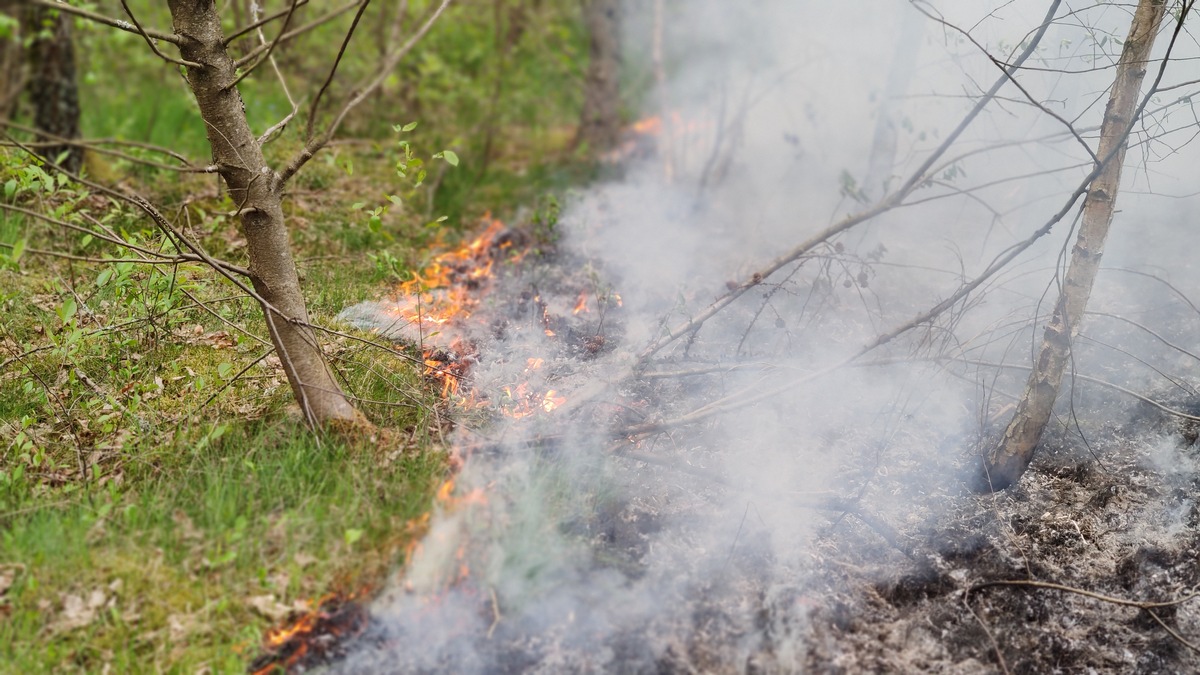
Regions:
[[248, 591, 369, 675]]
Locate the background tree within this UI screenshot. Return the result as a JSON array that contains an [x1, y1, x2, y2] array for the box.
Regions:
[[0, 1, 22, 119], [575, 0, 620, 152], [25, 3, 81, 173]]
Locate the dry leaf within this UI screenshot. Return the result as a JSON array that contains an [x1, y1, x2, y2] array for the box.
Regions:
[[0, 564, 19, 597], [172, 510, 203, 541], [247, 594, 291, 621], [168, 613, 195, 643], [47, 589, 107, 634]]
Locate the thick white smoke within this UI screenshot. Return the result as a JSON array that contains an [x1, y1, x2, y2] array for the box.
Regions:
[[340, 1, 1200, 671]]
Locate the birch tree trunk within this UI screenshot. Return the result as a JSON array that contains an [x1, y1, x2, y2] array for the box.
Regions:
[[979, 0, 1166, 491], [168, 0, 366, 429]]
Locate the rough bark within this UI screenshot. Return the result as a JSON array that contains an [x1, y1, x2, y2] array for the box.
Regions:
[[575, 0, 620, 152], [979, 0, 1166, 491], [0, 0, 23, 119], [168, 0, 365, 428], [25, 3, 83, 173]]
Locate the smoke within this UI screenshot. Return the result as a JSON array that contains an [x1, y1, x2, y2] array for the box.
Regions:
[[340, 1, 1200, 671]]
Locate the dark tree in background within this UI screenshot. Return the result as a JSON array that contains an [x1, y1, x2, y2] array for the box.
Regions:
[[25, 3, 82, 173], [0, 0, 23, 120], [576, 0, 620, 152]]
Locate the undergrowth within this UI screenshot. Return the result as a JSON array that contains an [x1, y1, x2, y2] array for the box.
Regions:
[[0, 1, 600, 669]]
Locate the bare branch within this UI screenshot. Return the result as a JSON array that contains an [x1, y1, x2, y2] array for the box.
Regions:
[[233, 0, 362, 68], [225, 0, 303, 91], [223, 0, 310, 45], [118, 0, 201, 69], [303, 0, 371, 141], [1, 119, 216, 173], [26, 0, 180, 44], [277, 0, 452, 187], [635, 0, 1065, 365]]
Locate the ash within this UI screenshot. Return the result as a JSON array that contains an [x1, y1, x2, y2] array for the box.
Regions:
[[335, 204, 1200, 673], [332, 1, 1200, 671]]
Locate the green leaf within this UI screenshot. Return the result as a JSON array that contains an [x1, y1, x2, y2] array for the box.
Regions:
[[80, 234, 93, 248], [217, 362, 233, 379], [96, 267, 112, 288], [344, 528, 364, 546], [57, 297, 77, 324], [4, 179, 15, 199], [387, 194, 403, 207], [441, 150, 460, 167], [401, 121, 418, 132], [10, 237, 25, 262], [368, 215, 382, 233], [350, 201, 366, 210]]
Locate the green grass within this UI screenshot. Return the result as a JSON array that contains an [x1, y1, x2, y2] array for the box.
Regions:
[[0, 1, 606, 668], [0, 421, 444, 673], [0, 146, 453, 672]]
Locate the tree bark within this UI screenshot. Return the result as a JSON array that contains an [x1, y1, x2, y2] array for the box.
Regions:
[[979, 0, 1166, 491], [575, 0, 620, 152], [168, 0, 365, 429], [25, 3, 83, 173], [0, 1, 23, 120]]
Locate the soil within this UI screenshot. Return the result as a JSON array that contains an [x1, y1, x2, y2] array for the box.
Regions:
[[793, 413, 1200, 675]]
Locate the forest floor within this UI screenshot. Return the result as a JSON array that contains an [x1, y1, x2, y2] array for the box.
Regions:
[[0, 133, 587, 672], [801, 401, 1200, 674]]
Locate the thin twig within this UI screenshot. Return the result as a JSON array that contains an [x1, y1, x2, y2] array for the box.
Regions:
[[223, 0, 311, 45], [969, 578, 1200, 609], [226, 0, 303, 91], [119, 0, 201, 69], [27, 0, 179, 44], [304, 0, 371, 140]]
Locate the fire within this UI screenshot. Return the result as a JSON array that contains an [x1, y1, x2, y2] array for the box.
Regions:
[[632, 115, 662, 135], [572, 290, 589, 315], [541, 390, 566, 413], [249, 590, 369, 675], [383, 216, 513, 400]]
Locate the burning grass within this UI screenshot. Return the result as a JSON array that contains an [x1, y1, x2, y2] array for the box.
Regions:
[[249, 590, 371, 675]]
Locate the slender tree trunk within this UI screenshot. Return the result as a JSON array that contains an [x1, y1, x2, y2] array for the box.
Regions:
[[979, 0, 1166, 491], [25, 4, 83, 173], [863, 6, 922, 199], [168, 0, 366, 429], [575, 0, 620, 152]]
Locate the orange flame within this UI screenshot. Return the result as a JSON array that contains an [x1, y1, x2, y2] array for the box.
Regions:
[[250, 590, 369, 675], [572, 290, 589, 315]]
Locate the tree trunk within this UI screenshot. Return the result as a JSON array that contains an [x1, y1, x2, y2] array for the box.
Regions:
[[979, 0, 1166, 491], [575, 0, 620, 152], [168, 0, 365, 429], [0, 1, 23, 119], [25, 3, 83, 173], [863, 6, 922, 199]]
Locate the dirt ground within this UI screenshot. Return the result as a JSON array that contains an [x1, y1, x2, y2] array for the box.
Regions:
[[792, 403, 1200, 674]]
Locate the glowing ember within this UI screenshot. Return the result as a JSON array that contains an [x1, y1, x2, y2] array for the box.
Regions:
[[541, 390, 566, 413], [248, 591, 369, 675], [573, 290, 589, 315], [631, 115, 662, 135]]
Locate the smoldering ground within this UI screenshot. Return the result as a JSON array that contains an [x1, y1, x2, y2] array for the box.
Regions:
[[338, 1, 1200, 672]]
